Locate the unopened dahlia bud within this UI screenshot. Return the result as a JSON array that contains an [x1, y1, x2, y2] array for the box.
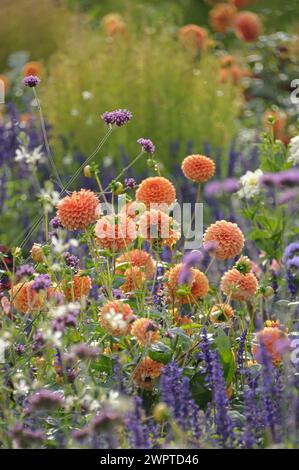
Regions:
[[30, 243, 44, 263], [83, 165, 92, 178], [153, 403, 171, 423]]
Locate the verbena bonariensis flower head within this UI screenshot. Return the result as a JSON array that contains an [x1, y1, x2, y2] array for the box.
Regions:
[[137, 138, 155, 154], [282, 242, 299, 264], [31, 274, 51, 292], [23, 75, 40, 88], [101, 109, 132, 127], [28, 390, 65, 411], [203, 220, 244, 261]]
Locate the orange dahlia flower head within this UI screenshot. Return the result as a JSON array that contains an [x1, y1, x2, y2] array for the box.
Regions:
[[120, 200, 146, 219], [181, 154, 215, 183], [179, 24, 208, 50], [62, 273, 91, 302], [131, 318, 160, 346], [0, 75, 10, 93], [10, 282, 47, 313], [102, 13, 126, 36], [95, 214, 137, 252], [120, 266, 146, 294], [99, 300, 135, 337], [132, 357, 163, 390], [209, 3, 237, 33], [203, 220, 244, 260], [252, 327, 290, 366], [210, 303, 234, 323], [23, 61, 42, 77], [136, 177, 176, 208], [57, 189, 99, 230], [116, 249, 155, 279], [234, 11, 262, 42], [138, 209, 180, 247], [220, 268, 258, 301], [165, 263, 209, 304]]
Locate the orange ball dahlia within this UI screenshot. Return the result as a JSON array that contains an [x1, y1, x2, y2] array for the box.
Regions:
[[62, 273, 91, 302], [136, 177, 176, 208], [23, 61, 42, 77], [131, 318, 159, 346], [209, 3, 237, 33], [181, 154, 215, 183], [138, 209, 180, 247], [120, 266, 146, 294], [165, 263, 209, 304], [95, 214, 136, 252], [179, 24, 208, 50], [116, 249, 155, 279], [132, 357, 163, 390], [203, 220, 244, 260], [99, 300, 135, 337], [10, 282, 47, 314], [220, 268, 258, 301], [210, 303, 234, 323], [102, 13, 126, 36], [57, 189, 99, 230], [252, 327, 289, 366], [234, 11, 262, 42]]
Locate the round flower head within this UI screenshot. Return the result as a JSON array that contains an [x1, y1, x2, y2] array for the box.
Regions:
[[101, 109, 132, 127], [136, 177, 176, 208], [116, 249, 155, 279], [165, 263, 209, 304], [102, 13, 126, 35], [209, 3, 237, 33], [252, 327, 289, 366], [210, 303, 234, 323], [220, 268, 258, 301], [137, 138, 155, 154], [120, 266, 146, 294], [181, 154, 215, 183], [131, 318, 159, 346], [132, 357, 163, 390], [99, 300, 135, 337], [30, 243, 44, 263], [120, 200, 146, 219], [138, 209, 180, 247], [57, 189, 99, 230], [23, 75, 40, 88], [234, 11, 262, 42], [62, 273, 91, 302], [203, 220, 244, 260], [10, 281, 47, 314], [179, 24, 208, 50], [95, 214, 136, 252], [23, 61, 42, 77]]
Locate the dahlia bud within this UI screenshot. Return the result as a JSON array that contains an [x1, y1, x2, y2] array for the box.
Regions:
[[263, 286, 274, 298], [30, 243, 44, 263], [153, 403, 171, 423], [83, 165, 92, 178], [110, 181, 124, 195]]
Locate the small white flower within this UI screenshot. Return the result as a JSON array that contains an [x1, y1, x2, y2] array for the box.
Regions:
[[15, 145, 45, 166], [288, 135, 299, 165], [39, 187, 60, 212], [237, 169, 263, 199], [82, 91, 93, 101], [71, 108, 79, 117], [104, 308, 127, 331]]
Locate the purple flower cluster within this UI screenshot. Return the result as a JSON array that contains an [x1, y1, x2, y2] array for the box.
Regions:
[[50, 216, 63, 230], [23, 75, 40, 88], [16, 264, 35, 279], [261, 170, 299, 187], [124, 177, 137, 189], [282, 241, 299, 297], [204, 178, 240, 198], [63, 251, 80, 270], [101, 109, 132, 127], [137, 138, 155, 154], [31, 274, 51, 292], [28, 389, 64, 411], [126, 397, 152, 448]]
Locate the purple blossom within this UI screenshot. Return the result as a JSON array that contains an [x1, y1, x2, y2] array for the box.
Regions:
[[10, 424, 44, 448], [137, 138, 155, 154], [237, 329, 248, 372], [23, 75, 40, 88], [63, 251, 79, 270], [282, 242, 299, 264], [16, 264, 35, 279], [126, 397, 151, 449], [50, 216, 63, 229], [28, 389, 65, 411], [71, 343, 99, 360], [101, 109, 132, 127], [31, 274, 51, 292], [124, 177, 137, 189], [278, 189, 298, 205]]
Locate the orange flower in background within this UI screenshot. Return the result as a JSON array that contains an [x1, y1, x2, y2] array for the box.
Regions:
[[57, 189, 99, 230], [234, 11, 262, 42], [252, 327, 289, 365], [210, 303, 234, 323], [220, 268, 258, 301], [99, 300, 135, 337], [230, 0, 256, 7], [132, 357, 163, 390], [23, 61, 42, 77], [136, 177, 176, 208], [179, 24, 208, 50], [181, 154, 215, 183], [203, 220, 244, 260], [62, 273, 91, 302], [138, 209, 180, 247], [95, 214, 136, 252], [10, 282, 46, 313], [102, 13, 126, 36], [209, 3, 237, 33], [172, 310, 193, 334], [165, 263, 209, 304], [0, 75, 10, 93], [131, 318, 159, 346], [120, 200, 146, 219], [116, 249, 155, 279], [262, 109, 287, 139], [120, 266, 146, 294]]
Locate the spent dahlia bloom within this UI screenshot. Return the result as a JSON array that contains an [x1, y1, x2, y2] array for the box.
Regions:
[[179, 24, 208, 50], [203, 220, 244, 260], [131, 318, 159, 346], [137, 138, 155, 154], [234, 11, 262, 42], [23, 75, 40, 88], [116, 249, 155, 279], [10, 282, 47, 313], [136, 177, 176, 208], [181, 154, 215, 183], [252, 327, 290, 366], [138, 209, 180, 247], [238, 169, 263, 199], [30, 243, 44, 263], [95, 214, 137, 251], [209, 3, 237, 33], [210, 303, 234, 323], [120, 266, 146, 294], [288, 135, 299, 165], [132, 357, 163, 390], [99, 300, 135, 336], [165, 263, 209, 304], [57, 189, 99, 230], [62, 273, 91, 301], [101, 109, 132, 127], [220, 268, 258, 301]]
